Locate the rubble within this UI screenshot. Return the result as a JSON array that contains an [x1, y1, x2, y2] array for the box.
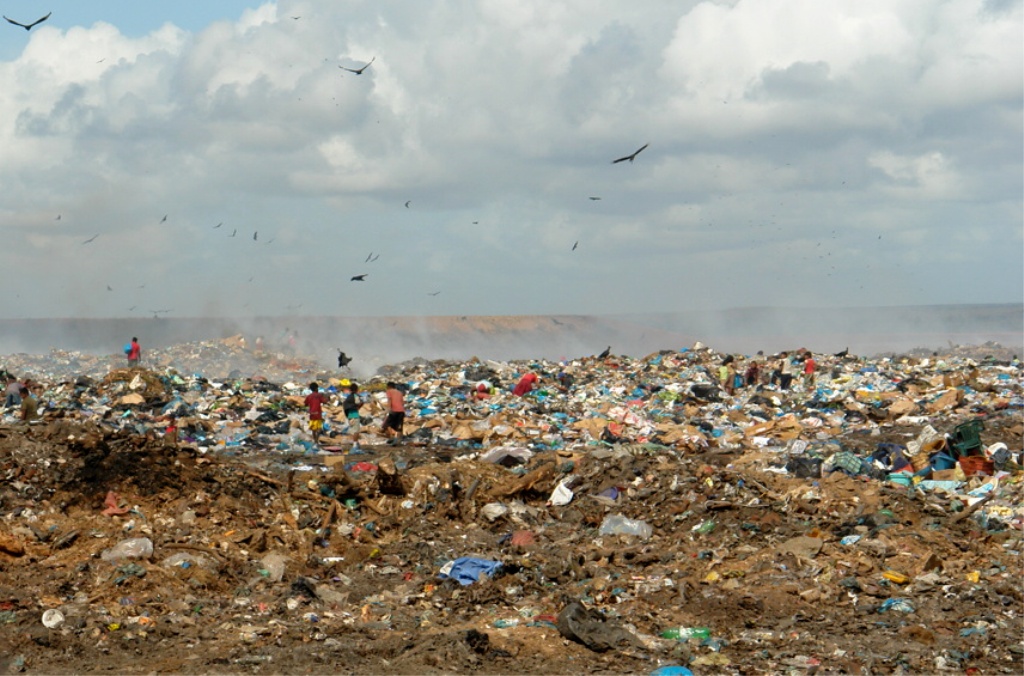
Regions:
[[0, 339, 1021, 673]]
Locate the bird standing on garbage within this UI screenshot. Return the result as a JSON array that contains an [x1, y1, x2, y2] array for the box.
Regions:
[[3, 12, 51, 31], [598, 346, 611, 359], [337, 350, 353, 368], [612, 143, 649, 164]]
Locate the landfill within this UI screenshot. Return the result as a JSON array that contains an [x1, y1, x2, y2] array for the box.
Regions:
[[0, 337, 1021, 674]]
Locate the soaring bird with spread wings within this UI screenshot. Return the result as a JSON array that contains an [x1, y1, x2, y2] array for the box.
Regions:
[[3, 12, 51, 31], [339, 57, 375, 75], [612, 143, 649, 164]]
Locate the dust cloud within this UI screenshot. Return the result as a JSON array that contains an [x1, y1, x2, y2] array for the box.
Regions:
[[0, 305, 1019, 375]]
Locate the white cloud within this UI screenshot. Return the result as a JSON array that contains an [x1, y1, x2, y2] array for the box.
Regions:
[[0, 0, 1019, 320]]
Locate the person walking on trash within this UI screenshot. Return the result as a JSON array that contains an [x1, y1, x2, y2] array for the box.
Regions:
[[341, 381, 363, 452], [778, 352, 794, 391], [125, 337, 141, 366], [718, 356, 736, 396], [802, 353, 817, 390], [381, 381, 405, 445], [304, 382, 330, 445]]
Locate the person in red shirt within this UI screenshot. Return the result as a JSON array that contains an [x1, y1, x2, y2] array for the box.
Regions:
[[127, 337, 141, 366], [802, 354, 817, 390], [304, 382, 330, 444], [381, 381, 405, 445], [512, 372, 538, 396]]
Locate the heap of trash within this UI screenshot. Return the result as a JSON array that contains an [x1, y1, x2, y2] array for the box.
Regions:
[[0, 339, 1021, 674]]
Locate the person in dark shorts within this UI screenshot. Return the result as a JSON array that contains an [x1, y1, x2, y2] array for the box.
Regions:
[[342, 381, 362, 451], [381, 381, 405, 445]]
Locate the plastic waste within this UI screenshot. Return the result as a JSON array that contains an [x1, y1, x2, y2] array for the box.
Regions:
[[650, 667, 694, 676], [548, 480, 574, 506], [260, 552, 290, 582], [100, 537, 153, 562], [879, 598, 915, 613], [438, 557, 502, 585], [161, 552, 218, 571], [480, 503, 509, 521], [661, 626, 711, 640], [41, 609, 65, 628], [599, 514, 653, 540]]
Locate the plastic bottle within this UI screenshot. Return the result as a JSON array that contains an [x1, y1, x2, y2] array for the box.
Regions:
[[660, 626, 711, 640]]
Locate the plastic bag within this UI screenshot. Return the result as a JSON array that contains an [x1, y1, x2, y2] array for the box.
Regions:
[[101, 537, 153, 562], [598, 514, 652, 540]]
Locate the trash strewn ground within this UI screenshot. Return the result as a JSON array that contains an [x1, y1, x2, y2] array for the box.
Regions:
[[0, 339, 1021, 674]]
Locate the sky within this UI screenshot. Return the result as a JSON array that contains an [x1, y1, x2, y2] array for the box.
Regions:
[[1, 0, 1021, 321]]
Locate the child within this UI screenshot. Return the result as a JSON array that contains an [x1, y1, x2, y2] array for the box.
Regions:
[[304, 382, 329, 445], [342, 382, 362, 452]]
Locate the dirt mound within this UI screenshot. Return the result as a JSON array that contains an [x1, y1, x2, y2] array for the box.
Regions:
[[0, 415, 1021, 674]]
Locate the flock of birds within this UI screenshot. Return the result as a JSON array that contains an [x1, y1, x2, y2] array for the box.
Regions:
[[10, 10, 655, 315]]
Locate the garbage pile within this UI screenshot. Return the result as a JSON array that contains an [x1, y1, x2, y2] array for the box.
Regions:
[[0, 341, 1021, 674]]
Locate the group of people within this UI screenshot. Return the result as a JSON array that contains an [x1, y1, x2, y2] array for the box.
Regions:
[[2, 373, 39, 421], [718, 350, 817, 394], [303, 370, 550, 450], [304, 380, 406, 450]]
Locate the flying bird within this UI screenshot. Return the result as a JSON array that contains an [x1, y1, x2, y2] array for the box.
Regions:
[[572, 241, 578, 251], [588, 197, 601, 201], [159, 214, 168, 224], [404, 200, 411, 208], [253, 231, 258, 241], [229, 229, 237, 237], [339, 56, 375, 75], [213, 222, 222, 229], [427, 291, 441, 296], [337, 350, 353, 368], [350, 274, 367, 281], [612, 143, 649, 164], [83, 234, 99, 244], [106, 285, 112, 291], [369, 253, 379, 262], [598, 346, 611, 359], [55, 214, 61, 220], [365, 251, 374, 262], [128, 306, 136, 312], [3, 12, 51, 31]]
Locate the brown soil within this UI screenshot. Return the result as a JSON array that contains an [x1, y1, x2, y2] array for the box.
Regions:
[[0, 413, 1021, 674]]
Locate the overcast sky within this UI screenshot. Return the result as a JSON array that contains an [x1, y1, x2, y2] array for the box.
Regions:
[[1, 0, 1021, 321]]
